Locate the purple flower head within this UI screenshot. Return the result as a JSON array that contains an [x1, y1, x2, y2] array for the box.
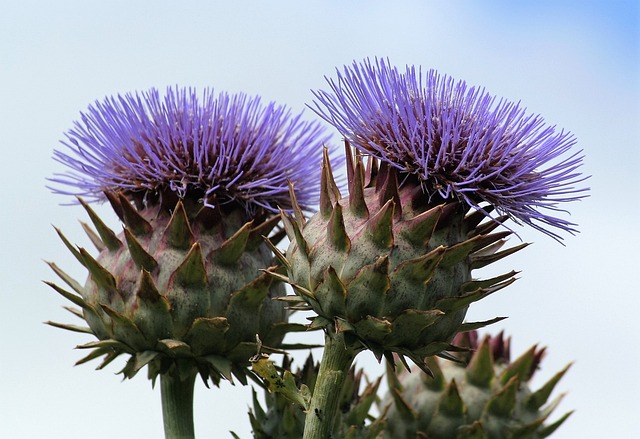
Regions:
[[51, 87, 332, 213], [311, 58, 589, 240]]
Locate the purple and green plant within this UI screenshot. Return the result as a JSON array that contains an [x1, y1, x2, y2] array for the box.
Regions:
[[46, 87, 332, 439], [269, 58, 587, 438], [45, 60, 587, 439]]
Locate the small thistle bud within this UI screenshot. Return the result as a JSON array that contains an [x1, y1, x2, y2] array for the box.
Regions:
[[46, 87, 332, 385], [246, 355, 385, 439], [382, 331, 573, 438]]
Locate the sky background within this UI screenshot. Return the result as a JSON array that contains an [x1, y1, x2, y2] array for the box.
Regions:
[[1, 1, 638, 437]]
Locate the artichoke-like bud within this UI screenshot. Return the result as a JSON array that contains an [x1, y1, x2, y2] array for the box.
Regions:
[[382, 331, 573, 438], [275, 144, 522, 371], [48, 194, 289, 384], [246, 354, 385, 439], [280, 58, 588, 372], [46, 87, 332, 385]]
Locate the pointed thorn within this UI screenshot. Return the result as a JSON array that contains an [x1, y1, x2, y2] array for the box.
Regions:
[[473, 214, 510, 236], [117, 193, 152, 237], [281, 210, 309, 262], [211, 220, 253, 266], [171, 243, 207, 289], [327, 203, 351, 252], [288, 180, 306, 229], [124, 228, 158, 272], [249, 215, 281, 248], [135, 269, 164, 303], [398, 204, 443, 247], [46, 261, 84, 295], [464, 206, 495, 231], [471, 243, 530, 269], [79, 248, 118, 293], [103, 191, 124, 222], [365, 199, 395, 248], [345, 140, 355, 192], [162, 201, 195, 250], [80, 221, 106, 252], [377, 163, 402, 220], [392, 246, 446, 284], [439, 379, 465, 417], [526, 362, 573, 411], [539, 410, 574, 437], [77, 197, 122, 251], [319, 147, 340, 216], [53, 226, 86, 267], [500, 345, 538, 385], [348, 156, 369, 218], [465, 337, 494, 388], [323, 147, 341, 201], [487, 376, 518, 417], [262, 236, 290, 269]]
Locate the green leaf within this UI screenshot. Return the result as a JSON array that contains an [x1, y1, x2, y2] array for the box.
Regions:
[[250, 355, 310, 410]]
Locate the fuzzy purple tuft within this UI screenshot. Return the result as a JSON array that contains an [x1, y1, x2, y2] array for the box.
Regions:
[[311, 58, 589, 240], [51, 87, 332, 213]]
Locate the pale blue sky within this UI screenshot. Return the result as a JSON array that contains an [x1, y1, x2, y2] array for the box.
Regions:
[[1, 1, 638, 437]]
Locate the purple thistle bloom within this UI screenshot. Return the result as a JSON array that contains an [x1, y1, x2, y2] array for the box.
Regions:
[[50, 87, 332, 213], [311, 58, 589, 240]]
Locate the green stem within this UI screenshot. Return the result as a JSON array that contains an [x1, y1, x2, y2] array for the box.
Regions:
[[160, 371, 197, 439], [303, 330, 359, 439]]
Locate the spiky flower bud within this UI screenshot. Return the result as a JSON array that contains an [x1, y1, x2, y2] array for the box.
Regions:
[[278, 146, 519, 372], [382, 331, 573, 438], [246, 355, 385, 439], [46, 87, 331, 385]]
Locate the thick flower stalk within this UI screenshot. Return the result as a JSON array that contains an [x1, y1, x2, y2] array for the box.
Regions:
[[382, 331, 573, 438], [46, 87, 331, 438], [273, 59, 587, 439]]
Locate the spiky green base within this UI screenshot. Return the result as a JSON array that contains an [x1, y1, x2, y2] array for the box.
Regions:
[[247, 353, 385, 439], [383, 332, 573, 439], [46, 193, 299, 385], [270, 144, 526, 374]]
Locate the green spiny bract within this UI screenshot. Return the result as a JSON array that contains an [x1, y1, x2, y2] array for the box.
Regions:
[[382, 331, 573, 439], [273, 143, 525, 372], [247, 354, 385, 439], [47, 193, 293, 386]]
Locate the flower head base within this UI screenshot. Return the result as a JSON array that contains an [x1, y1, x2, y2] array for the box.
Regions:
[[51, 87, 331, 214], [311, 58, 588, 240], [45, 87, 331, 386], [382, 330, 573, 438]]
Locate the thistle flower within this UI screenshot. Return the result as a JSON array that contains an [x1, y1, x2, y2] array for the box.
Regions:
[[382, 331, 573, 438], [50, 87, 329, 213], [274, 60, 585, 438], [311, 58, 588, 240], [46, 87, 332, 437]]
